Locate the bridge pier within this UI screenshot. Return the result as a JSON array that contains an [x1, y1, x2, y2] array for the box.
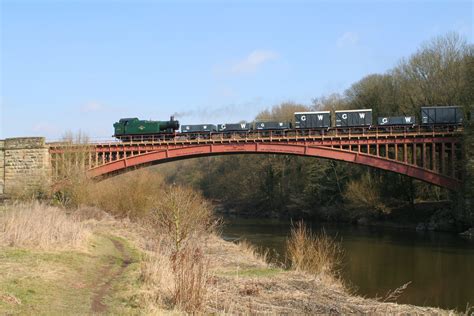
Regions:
[[462, 119, 474, 223], [0, 137, 51, 198]]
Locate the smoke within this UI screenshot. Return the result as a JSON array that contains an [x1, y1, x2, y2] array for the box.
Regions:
[[172, 110, 195, 118], [172, 99, 263, 123]]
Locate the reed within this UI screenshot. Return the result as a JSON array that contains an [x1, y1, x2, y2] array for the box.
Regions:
[[286, 221, 343, 278]]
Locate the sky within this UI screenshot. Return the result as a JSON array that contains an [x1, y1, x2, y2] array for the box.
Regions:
[[0, 0, 472, 140]]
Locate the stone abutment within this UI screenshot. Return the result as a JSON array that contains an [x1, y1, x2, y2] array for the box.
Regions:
[[0, 137, 51, 197]]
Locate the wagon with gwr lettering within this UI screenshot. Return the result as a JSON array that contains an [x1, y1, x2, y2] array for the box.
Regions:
[[294, 111, 331, 129], [335, 109, 372, 127]]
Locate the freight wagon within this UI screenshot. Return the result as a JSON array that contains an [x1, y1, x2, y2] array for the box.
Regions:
[[421, 106, 463, 125], [255, 121, 291, 130], [294, 111, 331, 129], [377, 116, 416, 126], [217, 123, 251, 132], [335, 109, 372, 127], [181, 124, 217, 133]]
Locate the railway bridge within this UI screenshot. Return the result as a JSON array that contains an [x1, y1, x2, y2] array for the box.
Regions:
[[0, 126, 466, 197], [52, 126, 464, 188]]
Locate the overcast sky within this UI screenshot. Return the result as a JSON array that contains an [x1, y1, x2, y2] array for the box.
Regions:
[[1, 0, 472, 140]]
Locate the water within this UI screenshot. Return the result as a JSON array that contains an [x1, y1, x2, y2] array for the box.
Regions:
[[221, 217, 474, 310]]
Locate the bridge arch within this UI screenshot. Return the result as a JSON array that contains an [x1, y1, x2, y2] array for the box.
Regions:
[[87, 142, 460, 189]]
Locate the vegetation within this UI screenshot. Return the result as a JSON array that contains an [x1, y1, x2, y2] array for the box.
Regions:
[[0, 202, 90, 250], [0, 161, 455, 314], [286, 221, 343, 279], [1, 202, 450, 314]]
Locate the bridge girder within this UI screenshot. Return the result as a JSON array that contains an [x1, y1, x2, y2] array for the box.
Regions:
[[84, 142, 461, 189]]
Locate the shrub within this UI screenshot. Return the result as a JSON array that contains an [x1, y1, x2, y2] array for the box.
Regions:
[[171, 245, 209, 312], [286, 221, 343, 278], [89, 170, 165, 219], [344, 172, 390, 214], [148, 185, 216, 252]]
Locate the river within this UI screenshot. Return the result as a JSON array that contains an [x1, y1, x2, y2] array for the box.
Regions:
[[221, 217, 474, 310]]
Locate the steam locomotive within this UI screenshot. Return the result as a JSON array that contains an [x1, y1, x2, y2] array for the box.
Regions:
[[113, 106, 464, 140]]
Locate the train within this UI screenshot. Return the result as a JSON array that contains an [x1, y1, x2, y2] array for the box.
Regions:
[[113, 106, 464, 140]]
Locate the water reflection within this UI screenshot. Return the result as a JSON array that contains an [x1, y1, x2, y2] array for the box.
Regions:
[[221, 217, 474, 310]]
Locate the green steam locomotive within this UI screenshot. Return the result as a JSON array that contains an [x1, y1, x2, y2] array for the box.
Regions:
[[113, 116, 179, 140]]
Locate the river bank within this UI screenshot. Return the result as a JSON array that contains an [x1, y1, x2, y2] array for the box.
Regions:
[[0, 203, 460, 314], [221, 216, 474, 310], [202, 234, 455, 314], [215, 200, 473, 234]]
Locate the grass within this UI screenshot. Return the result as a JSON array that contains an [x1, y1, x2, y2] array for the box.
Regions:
[[0, 242, 97, 314], [0, 233, 141, 315], [0, 202, 90, 250], [0, 203, 142, 315], [217, 267, 282, 277]]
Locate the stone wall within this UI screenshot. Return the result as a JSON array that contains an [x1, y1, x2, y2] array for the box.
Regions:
[[0, 140, 4, 195], [2, 137, 51, 197]]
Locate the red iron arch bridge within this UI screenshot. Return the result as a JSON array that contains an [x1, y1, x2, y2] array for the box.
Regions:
[[48, 126, 464, 190]]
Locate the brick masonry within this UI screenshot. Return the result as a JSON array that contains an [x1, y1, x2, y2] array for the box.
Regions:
[[1, 137, 51, 196]]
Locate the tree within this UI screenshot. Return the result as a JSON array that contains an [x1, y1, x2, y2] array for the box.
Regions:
[[256, 102, 309, 122], [344, 74, 401, 118], [393, 32, 472, 112]]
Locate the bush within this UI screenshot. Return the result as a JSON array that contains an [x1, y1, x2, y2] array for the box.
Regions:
[[344, 172, 390, 214], [148, 185, 216, 252], [286, 221, 343, 278], [89, 170, 165, 219], [171, 245, 209, 312]]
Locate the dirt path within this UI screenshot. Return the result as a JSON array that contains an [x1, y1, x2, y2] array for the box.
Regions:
[[91, 238, 132, 314]]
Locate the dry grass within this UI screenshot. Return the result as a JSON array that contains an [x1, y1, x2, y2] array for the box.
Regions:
[[203, 235, 451, 315], [54, 169, 166, 219], [135, 185, 216, 313], [0, 200, 452, 315], [0, 202, 90, 250], [171, 245, 209, 312], [139, 237, 175, 309], [236, 240, 270, 264], [139, 236, 211, 313], [7, 178, 51, 202], [286, 221, 343, 279]]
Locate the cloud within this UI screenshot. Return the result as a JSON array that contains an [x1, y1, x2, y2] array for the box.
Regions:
[[80, 101, 105, 113], [337, 32, 359, 48], [230, 50, 279, 74]]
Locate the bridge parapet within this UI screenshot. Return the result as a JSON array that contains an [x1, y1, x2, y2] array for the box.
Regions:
[[1, 137, 51, 197]]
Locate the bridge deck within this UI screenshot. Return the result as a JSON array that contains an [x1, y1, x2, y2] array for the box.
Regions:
[[48, 127, 463, 152]]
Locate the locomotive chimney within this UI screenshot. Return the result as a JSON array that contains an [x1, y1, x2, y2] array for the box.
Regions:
[[170, 115, 175, 121]]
